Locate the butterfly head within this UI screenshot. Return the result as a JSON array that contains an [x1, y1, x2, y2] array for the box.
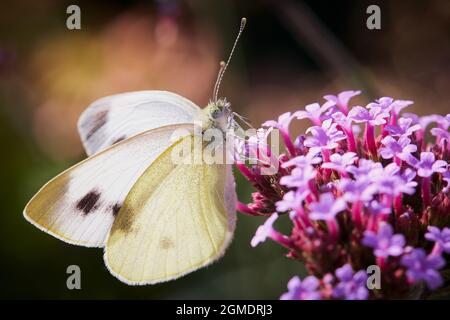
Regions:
[[208, 98, 231, 119], [205, 98, 232, 132]]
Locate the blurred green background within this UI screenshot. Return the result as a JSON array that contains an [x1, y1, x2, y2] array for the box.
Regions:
[[0, 0, 449, 299]]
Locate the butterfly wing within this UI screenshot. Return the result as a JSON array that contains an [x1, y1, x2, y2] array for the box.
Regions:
[[104, 135, 237, 285], [78, 90, 200, 156], [24, 124, 193, 247]]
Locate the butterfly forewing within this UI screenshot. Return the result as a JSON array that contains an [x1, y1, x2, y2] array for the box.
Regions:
[[78, 90, 200, 156], [24, 124, 194, 247]]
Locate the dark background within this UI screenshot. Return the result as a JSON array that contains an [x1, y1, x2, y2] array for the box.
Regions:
[[0, 0, 449, 299]]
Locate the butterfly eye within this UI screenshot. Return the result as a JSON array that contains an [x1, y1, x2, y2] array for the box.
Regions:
[[211, 109, 222, 119]]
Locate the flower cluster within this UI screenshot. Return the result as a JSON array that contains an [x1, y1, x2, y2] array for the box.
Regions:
[[237, 91, 450, 299]]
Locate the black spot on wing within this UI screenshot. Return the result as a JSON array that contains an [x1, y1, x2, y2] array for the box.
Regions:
[[111, 203, 122, 217], [76, 190, 101, 215], [86, 110, 108, 140]]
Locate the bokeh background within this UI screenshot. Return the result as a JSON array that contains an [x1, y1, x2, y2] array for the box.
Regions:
[[0, 0, 449, 299]]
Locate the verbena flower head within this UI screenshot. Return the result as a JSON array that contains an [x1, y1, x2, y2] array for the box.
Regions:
[[236, 90, 450, 300]]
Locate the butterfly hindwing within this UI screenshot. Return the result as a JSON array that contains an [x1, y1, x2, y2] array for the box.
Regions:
[[104, 135, 237, 284], [78, 90, 200, 156], [24, 124, 194, 247]]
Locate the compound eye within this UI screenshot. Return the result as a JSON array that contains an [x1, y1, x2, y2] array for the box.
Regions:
[[211, 109, 222, 119]]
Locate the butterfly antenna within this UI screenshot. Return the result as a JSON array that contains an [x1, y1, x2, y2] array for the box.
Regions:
[[233, 111, 254, 128], [213, 17, 247, 102]]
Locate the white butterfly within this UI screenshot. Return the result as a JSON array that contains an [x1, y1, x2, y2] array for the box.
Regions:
[[24, 18, 247, 285]]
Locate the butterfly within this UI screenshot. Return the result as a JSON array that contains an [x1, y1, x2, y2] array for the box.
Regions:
[[24, 18, 247, 285]]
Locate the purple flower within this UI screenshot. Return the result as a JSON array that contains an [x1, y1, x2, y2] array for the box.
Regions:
[[348, 106, 390, 126], [366, 200, 391, 217], [367, 97, 394, 110], [262, 112, 295, 132], [402, 112, 420, 125], [431, 127, 450, 144], [276, 190, 307, 212], [282, 150, 322, 169], [332, 264, 369, 300], [251, 213, 278, 247], [389, 100, 414, 114], [294, 102, 334, 125], [398, 168, 418, 191], [419, 114, 448, 131], [425, 226, 450, 254], [304, 119, 346, 152], [331, 111, 352, 129], [322, 152, 357, 173], [338, 178, 376, 203], [370, 164, 417, 196], [280, 165, 317, 189], [363, 223, 405, 257], [379, 136, 417, 160], [309, 192, 347, 221], [324, 90, 361, 113], [262, 112, 297, 155], [346, 159, 383, 179], [404, 152, 447, 177], [401, 248, 445, 290], [280, 276, 322, 300], [385, 117, 421, 138], [367, 98, 413, 114]]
